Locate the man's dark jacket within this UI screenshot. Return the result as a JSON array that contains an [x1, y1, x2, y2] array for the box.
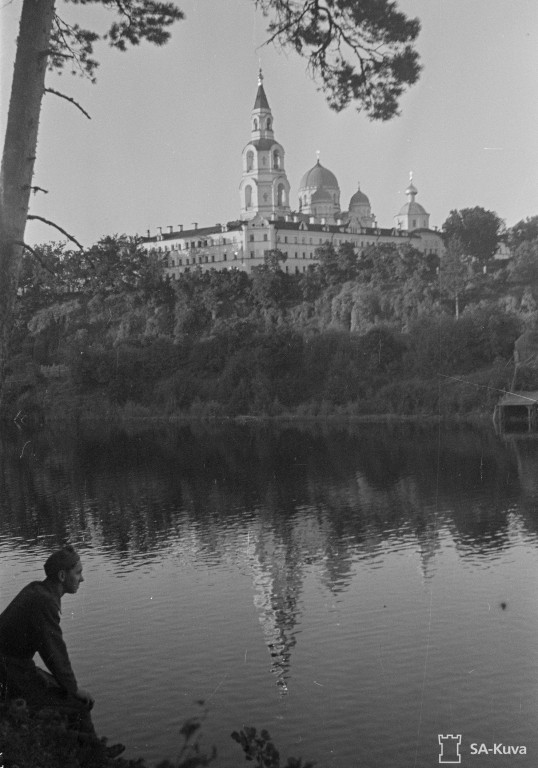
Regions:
[[0, 579, 78, 694]]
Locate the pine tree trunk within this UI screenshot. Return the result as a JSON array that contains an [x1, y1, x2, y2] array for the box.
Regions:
[[0, 0, 56, 408]]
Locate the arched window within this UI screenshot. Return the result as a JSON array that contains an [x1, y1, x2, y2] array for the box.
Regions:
[[253, 118, 258, 130], [266, 118, 272, 130], [245, 185, 252, 209], [277, 183, 285, 206], [273, 150, 280, 169], [246, 150, 254, 171]]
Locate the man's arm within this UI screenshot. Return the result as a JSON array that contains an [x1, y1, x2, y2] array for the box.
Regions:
[[35, 597, 79, 695]]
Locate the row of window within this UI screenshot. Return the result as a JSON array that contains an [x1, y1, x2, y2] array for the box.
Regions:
[[167, 251, 321, 268], [157, 237, 238, 252]]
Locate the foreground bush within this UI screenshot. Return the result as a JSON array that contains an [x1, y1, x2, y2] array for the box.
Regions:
[[0, 701, 314, 768]]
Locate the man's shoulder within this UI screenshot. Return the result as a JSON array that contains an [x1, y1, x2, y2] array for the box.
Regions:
[[14, 580, 59, 609]]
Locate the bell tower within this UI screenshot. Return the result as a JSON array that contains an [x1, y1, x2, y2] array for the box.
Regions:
[[240, 70, 291, 221]]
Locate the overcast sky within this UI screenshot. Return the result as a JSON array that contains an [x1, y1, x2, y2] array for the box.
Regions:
[[1, 0, 537, 247]]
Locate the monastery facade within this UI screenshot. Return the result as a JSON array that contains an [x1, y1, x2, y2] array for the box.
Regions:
[[143, 73, 445, 277]]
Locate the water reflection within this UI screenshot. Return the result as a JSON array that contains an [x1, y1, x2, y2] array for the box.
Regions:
[[1, 421, 536, 559], [2, 421, 538, 765]]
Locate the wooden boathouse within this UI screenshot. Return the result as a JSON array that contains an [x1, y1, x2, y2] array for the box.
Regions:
[[493, 391, 538, 432]]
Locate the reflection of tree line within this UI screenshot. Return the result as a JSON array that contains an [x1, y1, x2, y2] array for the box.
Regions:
[[2, 420, 537, 693], [0, 422, 532, 556]]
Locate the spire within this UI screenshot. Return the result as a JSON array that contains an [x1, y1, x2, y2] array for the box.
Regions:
[[254, 68, 270, 111]]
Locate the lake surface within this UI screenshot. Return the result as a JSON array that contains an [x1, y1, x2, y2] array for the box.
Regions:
[[1, 420, 537, 767]]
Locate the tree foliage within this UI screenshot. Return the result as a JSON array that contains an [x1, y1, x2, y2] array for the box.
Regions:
[[508, 238, 538, 285], [442, 207, 504, 266], [257, 0, 421, 119], [8, 230, 529, 420], [507, 215, 538, 250], [438, 236, 471, 317]]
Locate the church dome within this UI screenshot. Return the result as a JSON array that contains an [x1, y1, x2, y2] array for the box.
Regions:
[[394, 174, 430, 231], [349, 185, 370, 208], [299, 160, 339, 191]]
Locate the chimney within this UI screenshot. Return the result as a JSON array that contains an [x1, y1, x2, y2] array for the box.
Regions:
[[192, 222, 198, 230], [146, 229, 150, 238], [157, 226, 162, 239], [178, 224, 183, 232], [168, 225, 173, 234]]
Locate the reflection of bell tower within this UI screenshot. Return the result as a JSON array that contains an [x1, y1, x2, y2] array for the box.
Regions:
[[246, 525, 303, 695], [240, 70, 291, 221]]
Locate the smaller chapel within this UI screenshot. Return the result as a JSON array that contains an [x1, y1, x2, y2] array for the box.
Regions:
[[143, 72, 444, 276]]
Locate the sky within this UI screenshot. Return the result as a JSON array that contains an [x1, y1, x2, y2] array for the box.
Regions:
[[1, 0, 537, 248]]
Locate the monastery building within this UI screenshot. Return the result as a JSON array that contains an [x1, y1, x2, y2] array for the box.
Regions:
[[143, 72, 445, 276]]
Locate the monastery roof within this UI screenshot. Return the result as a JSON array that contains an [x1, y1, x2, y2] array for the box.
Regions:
[[143, 222, 242, 243], [272, 220, 414, 237], [245, 138, 281, 151], [398, 201, 428, 216]]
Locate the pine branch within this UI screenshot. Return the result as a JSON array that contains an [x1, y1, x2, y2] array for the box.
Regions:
[[26, 215, 84, 250], [45, 88, 91, 119], [22, 185, 49, 195], [13, 241, 57, 275]]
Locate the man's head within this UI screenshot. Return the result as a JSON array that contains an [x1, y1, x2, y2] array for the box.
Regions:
[[44, 545, 84, 594]]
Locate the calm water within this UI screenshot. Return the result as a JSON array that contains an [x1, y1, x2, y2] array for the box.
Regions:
[[1, 421, 537, 767]]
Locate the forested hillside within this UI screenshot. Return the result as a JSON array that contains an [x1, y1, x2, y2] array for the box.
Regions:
[[5, 228, 538, 422]]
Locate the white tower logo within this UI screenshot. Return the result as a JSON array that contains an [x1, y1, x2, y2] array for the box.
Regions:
[[438, 734, 462, 764]]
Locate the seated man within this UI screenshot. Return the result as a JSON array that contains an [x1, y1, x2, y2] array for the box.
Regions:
[[0, 545, 124, 757]]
